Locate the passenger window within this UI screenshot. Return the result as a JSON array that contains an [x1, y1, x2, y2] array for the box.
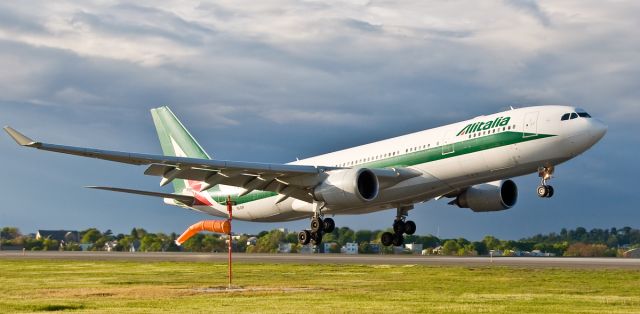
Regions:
[[561, 113, 570, 121], [570, 113, 578, 119]]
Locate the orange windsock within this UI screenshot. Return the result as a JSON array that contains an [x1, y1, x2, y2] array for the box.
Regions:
[[175, 220, 231, 246]]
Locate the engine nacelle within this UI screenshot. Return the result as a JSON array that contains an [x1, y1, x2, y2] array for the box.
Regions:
[[313, 168, 379, 206], [454, 180, 518, 212]]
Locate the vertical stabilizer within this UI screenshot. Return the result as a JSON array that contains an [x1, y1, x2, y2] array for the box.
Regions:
[[150, 106, 212, 193]]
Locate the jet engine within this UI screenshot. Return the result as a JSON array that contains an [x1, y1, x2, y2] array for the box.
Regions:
[[313, 168, 379, 206], [453, 180, 518, 212]]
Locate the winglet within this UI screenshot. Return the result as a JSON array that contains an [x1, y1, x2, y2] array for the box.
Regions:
[[3, 126, 39, 147]]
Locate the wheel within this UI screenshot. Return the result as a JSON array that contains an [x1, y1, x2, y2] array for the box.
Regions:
[[322, 218, 335, 233], [546, 185, 554, 198], [404, 220, 416, 235], [298, 230, 311, 245], [537, 185, 548, 198], [310, 231, 323, 246], [393, 220, 406, 234], [392, 233, 404, 247], [381, 232, 394, 246], [310, 217, 324, 233]]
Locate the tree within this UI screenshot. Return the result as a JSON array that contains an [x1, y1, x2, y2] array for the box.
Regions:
[[442, 240, 461, 255], [473, 241, 488, 255], [42, 238, 59, 251], [482, 236, 500, 250], [255, 230, 284, 253], [81, 229, 102, 244], [355, 230, 373, 243], [140, 234, 163, 252], [1, 227, 21, 240], [337, 227, 355, 245]]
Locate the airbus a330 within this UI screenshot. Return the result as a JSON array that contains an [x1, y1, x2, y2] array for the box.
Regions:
[[4, 105, 606, 246]]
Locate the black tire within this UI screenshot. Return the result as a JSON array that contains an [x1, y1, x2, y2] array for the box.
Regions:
[[393, 220, 406, 234], [392, 233, 404, 247], [547, 185, 554, 198], [310, 231, 323, 246], [404, 220, 417, 235], [537, 185, 548, 198], [298, 230, 311, 245], [381, 232, 394, 246], [310, 217, 323, 233], [323, 218, 335, 233]]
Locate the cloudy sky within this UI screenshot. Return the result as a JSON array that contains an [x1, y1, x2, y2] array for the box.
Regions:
[[1, 1, 638, 240]]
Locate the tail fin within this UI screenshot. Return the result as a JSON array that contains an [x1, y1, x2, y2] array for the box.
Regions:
[[150, 106, 211, 193]]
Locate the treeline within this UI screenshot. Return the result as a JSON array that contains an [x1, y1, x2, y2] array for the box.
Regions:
[[1, 226, 639, 256]]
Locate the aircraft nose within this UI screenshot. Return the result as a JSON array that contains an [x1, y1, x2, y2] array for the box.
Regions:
[[590, 119, 607, 143]]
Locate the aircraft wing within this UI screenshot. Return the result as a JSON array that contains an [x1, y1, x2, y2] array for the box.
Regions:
[[4, 127, 421, 204]]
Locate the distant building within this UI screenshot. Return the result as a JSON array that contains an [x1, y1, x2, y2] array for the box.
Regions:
[[104, 241, 118, 252], [623, 248, 640, 258], [324, 242, 339, 253], [405, 243, 423, 254], [246, 236, 257, 246], [344, 243, 358, 254], [278, 242, 292, 253], [368, 243, 381, 254], [36, 230, 79, 243], [299, 244, 314, 254]]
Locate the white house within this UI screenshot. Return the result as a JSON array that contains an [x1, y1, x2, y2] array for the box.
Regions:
[[344, 243, 358, 254], [405, 243, 423, 254]]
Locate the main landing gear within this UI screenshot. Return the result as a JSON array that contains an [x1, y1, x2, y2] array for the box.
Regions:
[[537, 165, 555, 198], [298, 203, 335, 246], [381, 206, 416, 247]]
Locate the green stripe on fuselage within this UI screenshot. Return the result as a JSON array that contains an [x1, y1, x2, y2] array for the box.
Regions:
[[207, 131, 555, 205]]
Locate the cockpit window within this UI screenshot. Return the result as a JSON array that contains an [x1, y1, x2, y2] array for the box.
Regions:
[[577, 112, 591, 118], [561, 113, 570, 121], [570, 113, 578, 120]]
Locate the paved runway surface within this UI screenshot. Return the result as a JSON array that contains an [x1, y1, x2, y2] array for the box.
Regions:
[[1, 251, 639, 268]]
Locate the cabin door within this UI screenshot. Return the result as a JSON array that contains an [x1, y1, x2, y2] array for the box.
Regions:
[[523, 111, 539, 138]]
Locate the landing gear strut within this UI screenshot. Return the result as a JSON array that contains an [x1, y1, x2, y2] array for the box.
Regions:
[[381, 206, 416, 247], [298, 202, 335, 246], [537, 165, 555, 198]]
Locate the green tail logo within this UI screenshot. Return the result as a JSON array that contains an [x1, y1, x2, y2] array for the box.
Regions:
[[150, 106, 212, 193]]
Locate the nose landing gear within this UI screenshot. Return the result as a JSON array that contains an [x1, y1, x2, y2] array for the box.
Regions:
[[537, 165, 555, 198], [381, 206, 416, 247]]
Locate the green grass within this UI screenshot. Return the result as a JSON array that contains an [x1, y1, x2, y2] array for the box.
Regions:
[[1, 260, 639, 313]]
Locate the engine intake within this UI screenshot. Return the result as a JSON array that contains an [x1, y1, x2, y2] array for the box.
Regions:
[[313, 168, 379, 206], [454, 180, 518, 212]]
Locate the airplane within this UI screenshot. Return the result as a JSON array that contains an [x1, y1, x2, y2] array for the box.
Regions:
[[4, 105, 607, 247]]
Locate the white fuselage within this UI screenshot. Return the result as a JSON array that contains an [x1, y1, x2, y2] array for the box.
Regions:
[[182, 105, 606, 222]]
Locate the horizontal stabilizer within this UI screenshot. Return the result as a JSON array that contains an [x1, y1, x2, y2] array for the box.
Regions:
[[86, 186, 194, 204]]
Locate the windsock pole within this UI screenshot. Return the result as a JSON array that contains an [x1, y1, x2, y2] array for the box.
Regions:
[[226, 195, 233, 288]]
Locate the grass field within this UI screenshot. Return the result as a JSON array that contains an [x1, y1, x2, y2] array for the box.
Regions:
[[1, 259, 640, 313]]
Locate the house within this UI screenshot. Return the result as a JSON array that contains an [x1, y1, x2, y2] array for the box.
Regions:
[[299, 244, 314, 254], [324, 242, 339, 253], [104, 240, 118, 252], [246, 236, 257, 246], [344, 243, 358, 254], [405, 243, 423, 254], [36, 230, 79, 243], [278, 242, 292, 253]]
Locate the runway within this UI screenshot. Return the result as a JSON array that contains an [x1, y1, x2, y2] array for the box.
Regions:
[[1, 251, 639, 268]]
